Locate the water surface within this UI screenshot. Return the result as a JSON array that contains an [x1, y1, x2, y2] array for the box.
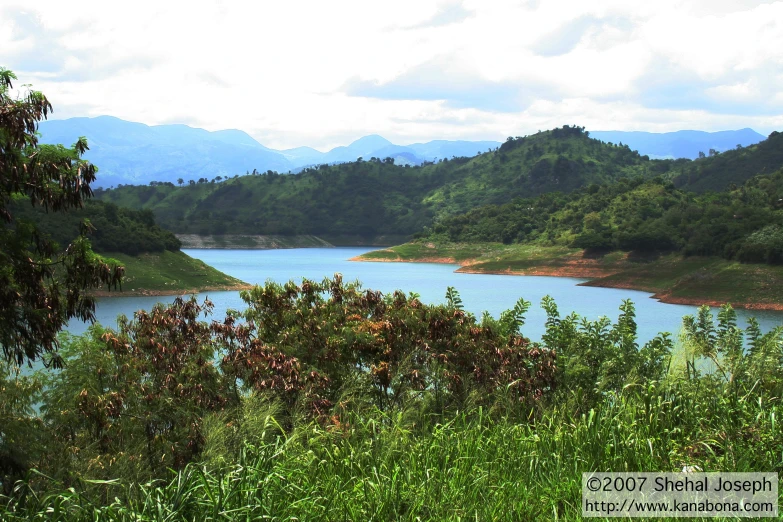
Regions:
[[68, 247, 783, 344]]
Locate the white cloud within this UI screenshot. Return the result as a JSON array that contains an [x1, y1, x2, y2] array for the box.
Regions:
[[0, 0, 781, 149]]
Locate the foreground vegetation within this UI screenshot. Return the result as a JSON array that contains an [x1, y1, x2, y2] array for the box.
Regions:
[[1, 277, 782, 520], [1, 67, 125, 367]]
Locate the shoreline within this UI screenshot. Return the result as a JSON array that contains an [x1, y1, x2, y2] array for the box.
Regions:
[[91, 283, 253, 298], [352, 254, 783, 311], [349, 255, 462, 264]]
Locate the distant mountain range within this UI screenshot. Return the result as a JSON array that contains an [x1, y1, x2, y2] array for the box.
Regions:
[[38, 117, 291, 188], [590, 129, 766, 160], [38, 116, 767, 187], [96, 126, 783, 244]]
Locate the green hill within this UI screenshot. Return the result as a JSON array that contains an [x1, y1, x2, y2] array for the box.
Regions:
[[414, 169, 783, 262], [670, 130, 783, 191], [11, 198, 247, 294], [96, 126, 670, 242], [94, 125, 783, 247], [357, 169, 783, 308]]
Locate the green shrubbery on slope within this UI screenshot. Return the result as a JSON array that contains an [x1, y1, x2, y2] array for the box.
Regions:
[[10, 199, 181, 256], [418, 169, 783, 264], [96, 126, 670, 240], [1, 279, 781, 520]]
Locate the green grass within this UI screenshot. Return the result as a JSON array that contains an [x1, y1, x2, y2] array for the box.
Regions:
[[666, 261, 783, 304], [361, 248, 404, 260], [102, 250, 247, 294], [5, 397, 781, 521], [583, 256, 783, 305], [579, 255, 720, 292], [360, 241, 575, 264]]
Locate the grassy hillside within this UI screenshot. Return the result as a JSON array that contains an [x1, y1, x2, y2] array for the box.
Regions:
[[356, 167, 783, 308], [96, 126, 668, 241], [99, 250, 249, 295], [10, 198, 181, 255], [11, 198, 247, 294]]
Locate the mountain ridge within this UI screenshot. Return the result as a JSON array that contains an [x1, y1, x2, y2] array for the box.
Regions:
[[94, 126, 783, 245], [39, 116, 766, 187], [590, 128, 765, 160]]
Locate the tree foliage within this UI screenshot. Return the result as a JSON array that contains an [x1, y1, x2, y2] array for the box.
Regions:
[[2, 280, 782, 515], [96, 127, 669, 241], [10, 199, 181, 255], [0, 68, 123, 367], [420, 170, 783, 263]]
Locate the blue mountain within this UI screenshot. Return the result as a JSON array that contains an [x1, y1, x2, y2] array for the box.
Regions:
[[37, 116, 767, 187], [38, 116, 293, 187], [590, 129, 765, 160]]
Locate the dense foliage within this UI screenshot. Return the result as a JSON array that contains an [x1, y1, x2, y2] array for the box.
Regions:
[[419, 169, 783, 264], [671, 131, 783, 192], [1, 278, 781, 519], [9, 199, 181, 255], [95, 126, 783, 245], [0, 68, 123, 368], [96, 126, 669, 241]]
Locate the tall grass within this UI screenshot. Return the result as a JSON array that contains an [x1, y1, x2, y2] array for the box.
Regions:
[[4, 384, 781, 521]]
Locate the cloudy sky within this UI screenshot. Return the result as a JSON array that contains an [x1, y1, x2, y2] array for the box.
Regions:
[[1, 0, 782, 150]]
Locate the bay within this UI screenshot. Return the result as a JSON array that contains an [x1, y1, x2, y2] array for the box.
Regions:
[[67, 247, 783, 345]]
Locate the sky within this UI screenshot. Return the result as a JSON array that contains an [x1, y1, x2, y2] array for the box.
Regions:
[[1, 0, 782, 151]]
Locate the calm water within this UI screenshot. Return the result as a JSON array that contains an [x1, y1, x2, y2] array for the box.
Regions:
[[68, 247, 783, 344]]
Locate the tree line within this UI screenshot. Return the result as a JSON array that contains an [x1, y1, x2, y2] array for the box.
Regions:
[[419, 169, 783, 264]]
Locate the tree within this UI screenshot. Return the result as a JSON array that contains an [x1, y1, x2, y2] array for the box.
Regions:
[[0, 68, 123, 367], [177, 178, 184, 186]]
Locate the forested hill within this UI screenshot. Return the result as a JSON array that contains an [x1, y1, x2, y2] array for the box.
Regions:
[[95, 125, 783, 244], [10, 198, 181, 255], [9, 198, 249, 293], [417, 168, 783, 265], [670, 130, 783, 192], [96, 126, 668, 241]]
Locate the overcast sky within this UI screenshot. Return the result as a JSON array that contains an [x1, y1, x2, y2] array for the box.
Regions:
[[1, 0, 782, 150]]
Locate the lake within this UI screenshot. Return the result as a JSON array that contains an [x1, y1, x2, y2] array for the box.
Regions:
[[67, 247, 783, 344]]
